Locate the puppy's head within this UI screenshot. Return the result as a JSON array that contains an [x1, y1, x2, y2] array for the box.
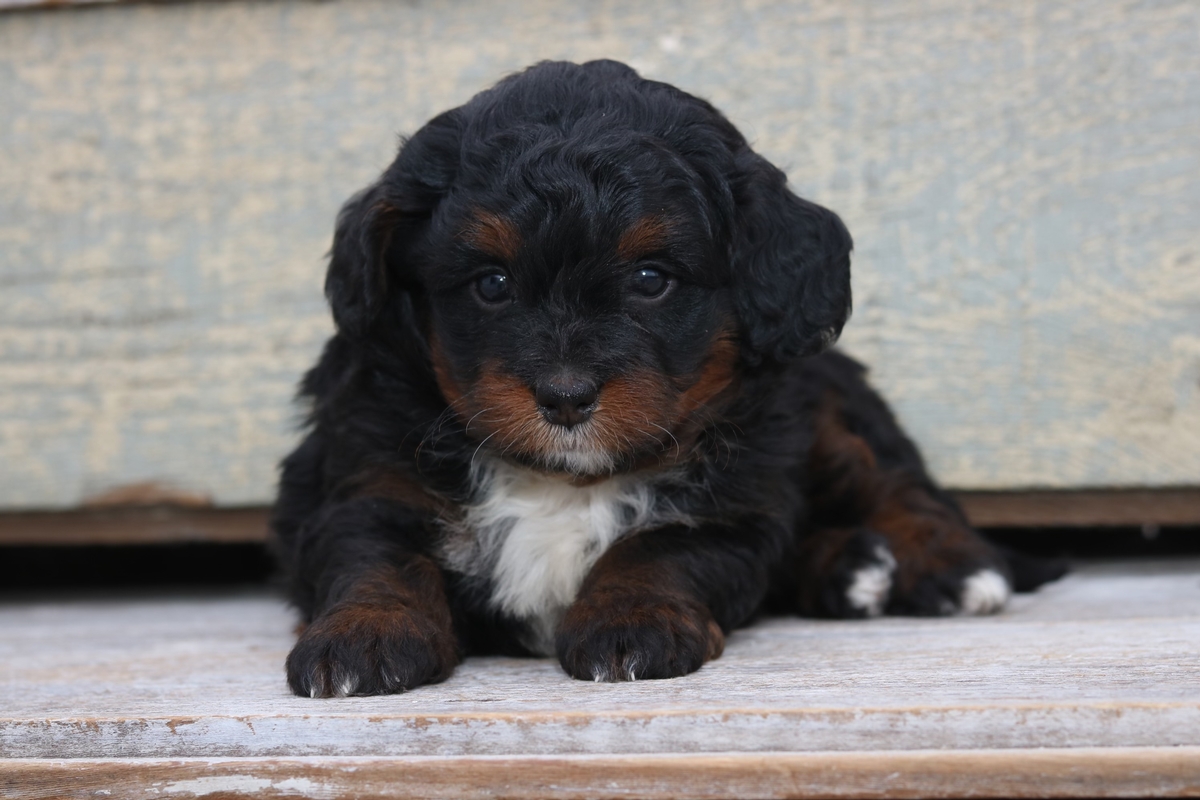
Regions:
[[325, 61, 852, 477]]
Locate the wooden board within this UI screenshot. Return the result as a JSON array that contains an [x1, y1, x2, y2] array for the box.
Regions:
[[1, 0, 1198, 510], [5, 749, 1200, 800], [1, 560, 1199, 799], [955, 488, 1200, 528], [5, 487, 1200, 547], [0, 506, 268, 546]]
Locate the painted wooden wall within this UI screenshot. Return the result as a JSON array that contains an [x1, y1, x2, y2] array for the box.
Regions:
[[1, 0, 1197, 509]]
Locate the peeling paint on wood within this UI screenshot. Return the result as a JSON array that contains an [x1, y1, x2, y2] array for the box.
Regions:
[[1, 0, 1197, 509], [81, 480, 213, 508]]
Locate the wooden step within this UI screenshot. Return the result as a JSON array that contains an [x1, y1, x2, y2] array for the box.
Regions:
[[4, 488, 1199, 546], [3, 560, 1199, 798]]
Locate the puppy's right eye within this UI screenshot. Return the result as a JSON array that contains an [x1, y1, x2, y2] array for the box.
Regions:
[[475, 273, 511, 304]]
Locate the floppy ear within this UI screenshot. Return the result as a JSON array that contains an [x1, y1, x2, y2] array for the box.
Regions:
[[324, 111, 463, 340], [324, 184, 397, 339], [730, 152, 853, 365]]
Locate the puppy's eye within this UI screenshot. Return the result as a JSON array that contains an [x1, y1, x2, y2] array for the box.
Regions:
[[630, 267, 670, 299], [475, 273, 511, 304]]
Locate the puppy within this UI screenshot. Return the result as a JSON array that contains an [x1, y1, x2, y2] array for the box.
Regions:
[[271, 60, 1064, 697]]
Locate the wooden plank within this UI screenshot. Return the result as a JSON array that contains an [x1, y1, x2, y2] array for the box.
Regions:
[[2, 562, 1198, 762], [956, 488, 1200, 528], [0, 0, 119, 10], [3, 487, 1198, 546], [4, 748, 1200, 799], [2, 1, 1199, 509], [0, 506, 268, 545]]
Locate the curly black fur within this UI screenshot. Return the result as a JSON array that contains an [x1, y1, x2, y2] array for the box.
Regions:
[[271, 60, 1064, 697]]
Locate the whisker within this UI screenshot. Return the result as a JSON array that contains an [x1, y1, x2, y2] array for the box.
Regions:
[[464, 405, 498, 435], [645, 420, 680, 450], [470, 430, 500, 470], [414, 404, 461, 463]]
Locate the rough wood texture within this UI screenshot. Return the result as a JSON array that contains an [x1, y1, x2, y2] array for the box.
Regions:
[[1, 560, 1198, 771], [0, 1, 1197, 509], [4, 489, 1195, 551], [5, 487, 1200, 546], [0, 0, 116, 10], [5, 749, 1200, 799], [0, 506, 267, 545], [957, 488, 1200, 528]]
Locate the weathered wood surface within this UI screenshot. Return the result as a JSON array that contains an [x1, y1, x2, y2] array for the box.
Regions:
[[1, 560, 1198, 767], [5, 749, 1200, 800], [5, 487, 1200, 546], [0, 505, 268, 545], [0, 0, 1198, 511], [956, 488, 1200, 528]]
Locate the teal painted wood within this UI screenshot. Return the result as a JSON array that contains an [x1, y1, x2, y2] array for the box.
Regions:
[[1, 0, 1197, 508]]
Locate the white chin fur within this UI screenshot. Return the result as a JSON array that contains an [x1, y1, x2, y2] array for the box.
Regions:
[[959, 569, 1011, 615], [506, 418, 630, 476], [535, 442, 617, 475]]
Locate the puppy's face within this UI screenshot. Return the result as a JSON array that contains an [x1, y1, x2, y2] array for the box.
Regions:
[[324, 62, 853, 479], [418, 150, 737, 476]]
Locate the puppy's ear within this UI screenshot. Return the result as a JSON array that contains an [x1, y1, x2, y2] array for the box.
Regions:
[[730, 153, 853, 365], [325, 111, 462, 340], [324, 184, 398, 339]]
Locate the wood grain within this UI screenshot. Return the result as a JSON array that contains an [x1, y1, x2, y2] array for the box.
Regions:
[[4, 488, 1198, 546], [0, 0, 119, 10], [955, 488, 1200, 528], [0, 506, 268, 545], [4, 748, 1200, 799], [1, 0, 1198, 509], [2, 561, 1198, 762]]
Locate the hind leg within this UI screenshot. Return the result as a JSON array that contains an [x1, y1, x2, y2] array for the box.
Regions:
[[790, 353, 1011, 619]]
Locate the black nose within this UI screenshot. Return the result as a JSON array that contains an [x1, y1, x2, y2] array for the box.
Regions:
[[536, 374, 599, 429]]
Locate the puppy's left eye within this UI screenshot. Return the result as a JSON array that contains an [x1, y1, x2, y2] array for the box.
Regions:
[[630, 267, 670, 299], [475, 273, 511, 304]]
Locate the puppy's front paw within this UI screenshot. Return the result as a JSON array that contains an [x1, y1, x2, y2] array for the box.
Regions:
[[556, 592, 724, 682], [286, 601, 458, 697]]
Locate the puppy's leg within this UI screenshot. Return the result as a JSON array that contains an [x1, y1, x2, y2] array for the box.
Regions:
[[282, 501, 459, 698], [867, 477, 1013, 617], [791, 525, 898, 619], [557, 524, 778, 682], [794, 355, 1016, 618]]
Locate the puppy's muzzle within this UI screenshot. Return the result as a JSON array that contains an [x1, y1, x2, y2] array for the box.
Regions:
[[535, 373, 599, 429]]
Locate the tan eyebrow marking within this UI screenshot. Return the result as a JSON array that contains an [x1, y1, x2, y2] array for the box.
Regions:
[[463, 210, 522, 262], [617, 216, 674, 261]]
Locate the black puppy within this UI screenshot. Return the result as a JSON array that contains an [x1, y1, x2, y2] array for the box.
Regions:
[[272, 60, 1063, 697]]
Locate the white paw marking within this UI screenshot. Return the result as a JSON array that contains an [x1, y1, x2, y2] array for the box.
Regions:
[[845, 545, 896, 617], [959, 569, 1011, 615]]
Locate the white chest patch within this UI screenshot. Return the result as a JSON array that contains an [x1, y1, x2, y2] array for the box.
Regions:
[[438, 459, 676, 655]]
